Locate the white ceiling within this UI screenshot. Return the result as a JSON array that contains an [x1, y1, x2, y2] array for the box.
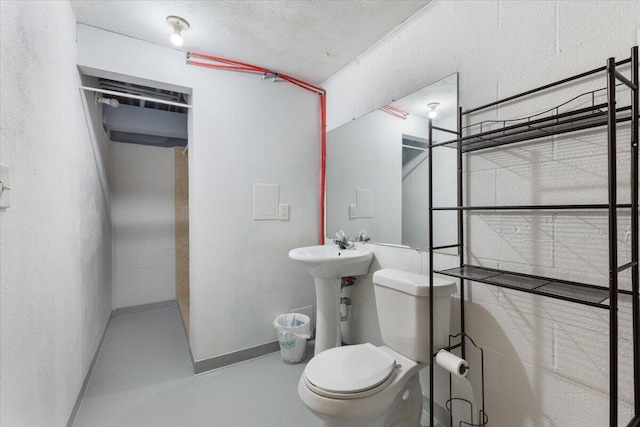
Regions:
[[70, 1, 428, 85], [393, 73, 458, 120]]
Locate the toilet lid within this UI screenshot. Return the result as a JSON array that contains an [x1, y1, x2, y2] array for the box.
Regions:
[[304, 343, 396, 394]]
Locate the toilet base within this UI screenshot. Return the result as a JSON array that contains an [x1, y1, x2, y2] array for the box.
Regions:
[[300, 373, 423, 427]]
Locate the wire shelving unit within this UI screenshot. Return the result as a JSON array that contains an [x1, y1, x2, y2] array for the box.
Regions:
[[427, 46, 639, 427]]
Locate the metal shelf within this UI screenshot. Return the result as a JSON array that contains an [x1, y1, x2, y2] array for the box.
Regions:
[[427, 46, 639, 426], [435, 105, 632, 153], [432, 203, 634, 211], [435, 265, 633, 309]]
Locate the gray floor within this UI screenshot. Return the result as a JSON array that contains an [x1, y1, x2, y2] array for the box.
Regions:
[[74, 307, 322, 427]]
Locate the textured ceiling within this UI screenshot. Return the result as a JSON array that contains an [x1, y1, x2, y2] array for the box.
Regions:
[[393, 73, 458, 120], [70, 1, 428, 85]]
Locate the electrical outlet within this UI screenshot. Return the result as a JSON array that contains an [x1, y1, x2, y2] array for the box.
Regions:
[[279, 203, 289, 220]]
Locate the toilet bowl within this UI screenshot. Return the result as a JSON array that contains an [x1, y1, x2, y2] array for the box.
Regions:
[[298, 343, 424, 427], [297, 269, 457, 427]]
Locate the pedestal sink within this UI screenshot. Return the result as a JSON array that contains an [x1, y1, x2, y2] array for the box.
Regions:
[[289, 244, 373, 355]]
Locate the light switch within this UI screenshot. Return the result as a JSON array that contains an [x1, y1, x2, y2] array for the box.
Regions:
[[0, 165, 10, 209], [279, 204, 289, 220], [349, 205, 357, 219]]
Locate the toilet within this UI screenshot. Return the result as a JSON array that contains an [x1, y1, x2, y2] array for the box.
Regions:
[[298, 268, 457, 427]]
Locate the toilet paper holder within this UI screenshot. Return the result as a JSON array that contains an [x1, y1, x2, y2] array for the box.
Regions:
[[441, 332, 489, 427]]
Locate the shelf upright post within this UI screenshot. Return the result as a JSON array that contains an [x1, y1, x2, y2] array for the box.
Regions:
[[606, 56, 619, 427], [630, 45, 640, 418], [428, 117, 435, 427], [457, 105, 466, 360]]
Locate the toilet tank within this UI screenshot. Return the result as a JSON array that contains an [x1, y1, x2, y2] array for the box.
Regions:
[[373, 269, 457, 363]]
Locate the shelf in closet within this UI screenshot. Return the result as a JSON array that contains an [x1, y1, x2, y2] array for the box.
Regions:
[[435, 265, 634, 309]]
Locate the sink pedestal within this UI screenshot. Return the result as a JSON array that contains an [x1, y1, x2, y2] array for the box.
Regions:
[[288, 244, 373, 356], [314, 278, 342, 355]]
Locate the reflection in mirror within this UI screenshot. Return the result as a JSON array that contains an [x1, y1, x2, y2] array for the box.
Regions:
[[326, 73, 458, 251]]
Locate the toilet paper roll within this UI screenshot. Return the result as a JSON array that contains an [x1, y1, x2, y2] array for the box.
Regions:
[[435, 349, 469, 378]]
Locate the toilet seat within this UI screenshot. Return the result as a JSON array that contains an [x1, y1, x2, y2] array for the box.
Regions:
[[303, 343, 397, 400]]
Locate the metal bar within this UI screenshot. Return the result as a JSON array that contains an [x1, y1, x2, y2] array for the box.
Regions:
[[627, 414, 640, 427], [436, 342, 464, 355], [615, 70, 638, 90], [428, 118, 435, 427], [462, 103, 608, 142], [448, 335, 454, 427], [432, 243, 462, 250], [462, 114, 633, 153], [435, 269, 611, 309], [458, 105, 466, 360], [432, 203, 634, 211], [431, 139, 462, 148], [607, 56, 619, 427], [431, 125, 462, 135], [463, 57, 631, 115], [401, 144, 428, 152], [79, 86, 192, 109], [618, 261, 639, 273], [630, 45, 640, 418], [464, 107, 631, 152], [436, 264, 634, 296]]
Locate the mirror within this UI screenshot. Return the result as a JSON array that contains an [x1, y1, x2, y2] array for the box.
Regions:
[[326, 73, 458, 251]]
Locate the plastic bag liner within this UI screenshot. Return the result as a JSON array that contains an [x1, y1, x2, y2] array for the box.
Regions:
[[273, 313, 311, 364]]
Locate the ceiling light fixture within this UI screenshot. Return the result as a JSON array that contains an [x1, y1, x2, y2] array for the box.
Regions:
[[427, 102, 440, 119], [166, 15, 190, 47], [95, 93, 119, 108]]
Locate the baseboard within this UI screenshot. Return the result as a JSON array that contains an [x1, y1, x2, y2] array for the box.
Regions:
[[65, 313, 113, 427], [112, 299, 177, 317], [192, 341, 280, 374]]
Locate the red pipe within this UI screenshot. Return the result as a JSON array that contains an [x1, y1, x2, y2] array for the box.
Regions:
[[380, 107, 408, 120], [187, 52, 327, 244], [187, 60, 266, 74], [188, 52, 324, 93], [320, 93, 327, 243]]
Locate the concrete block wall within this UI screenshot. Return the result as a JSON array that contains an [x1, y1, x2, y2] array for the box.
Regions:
[[112, 142, 176, 308], [325, 1, 640, 425], [0, 2, 113, 426]]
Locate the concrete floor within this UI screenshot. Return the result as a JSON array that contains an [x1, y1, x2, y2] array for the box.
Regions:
[[73, 307, 321, 427]]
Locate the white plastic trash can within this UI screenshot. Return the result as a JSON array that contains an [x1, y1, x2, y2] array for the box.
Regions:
[[273, 313, 311, 363]]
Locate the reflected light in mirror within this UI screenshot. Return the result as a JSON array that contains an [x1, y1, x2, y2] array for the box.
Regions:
[[427, 102, 439, 119]]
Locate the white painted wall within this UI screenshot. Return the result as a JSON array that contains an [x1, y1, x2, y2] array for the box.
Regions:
[[76, 24, 319, 361], [112, 142, 175, 308], [0, 2, 112, 426], [326, 1, 640, 425]]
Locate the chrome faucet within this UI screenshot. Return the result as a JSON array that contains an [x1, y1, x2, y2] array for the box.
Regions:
[[333, 230, 355, 250], [354, 229, 369, 243]]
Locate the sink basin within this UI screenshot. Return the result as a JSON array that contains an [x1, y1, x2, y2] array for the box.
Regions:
[[288, 245, 373, 279], [289, 244, 374, 355]]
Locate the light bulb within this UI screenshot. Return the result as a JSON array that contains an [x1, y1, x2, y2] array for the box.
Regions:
[[171, 28, 183, 46], [427, 102, 439, 119]]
